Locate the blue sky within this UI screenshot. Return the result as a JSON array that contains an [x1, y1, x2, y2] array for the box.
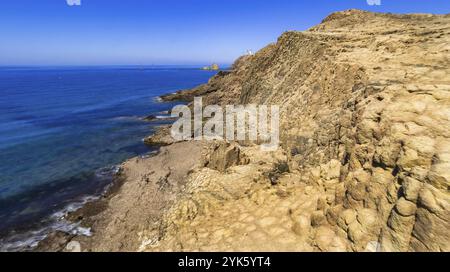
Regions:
[[0, 0, 448, 66]]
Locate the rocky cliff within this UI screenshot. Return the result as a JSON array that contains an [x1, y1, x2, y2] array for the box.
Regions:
[[53, 10, 449, 252], [150, 10, 450, 252]]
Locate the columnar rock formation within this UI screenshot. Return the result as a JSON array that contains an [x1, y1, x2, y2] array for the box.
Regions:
[[150, 10, 449, 252]]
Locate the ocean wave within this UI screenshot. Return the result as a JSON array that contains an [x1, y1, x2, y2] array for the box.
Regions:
[[110, 113, 174, 122], [0, 219, 92, 252], [0, 165, 120, 252], [110, 115, 143, 122]]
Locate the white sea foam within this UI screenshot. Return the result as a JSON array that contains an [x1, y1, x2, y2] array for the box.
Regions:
[[0, 165, 121, 252], [155, 115, 174, 119], [111, 115, 142, 121]]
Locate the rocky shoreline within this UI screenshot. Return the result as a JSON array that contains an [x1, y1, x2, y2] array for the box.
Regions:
[[38, 9, 449, 252], [36, 139, 206, 252]]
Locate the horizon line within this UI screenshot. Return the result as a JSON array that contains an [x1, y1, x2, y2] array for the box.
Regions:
[[0, 63, 233, 68]]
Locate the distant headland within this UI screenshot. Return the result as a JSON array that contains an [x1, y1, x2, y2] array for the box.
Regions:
[[201, 63, 219, 71]]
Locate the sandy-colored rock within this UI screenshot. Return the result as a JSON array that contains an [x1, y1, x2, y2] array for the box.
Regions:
[[141, 10, 450, 252], [41, 9, 450, 252], [395, 198, 417, 217], [205, 142, 248, 172]]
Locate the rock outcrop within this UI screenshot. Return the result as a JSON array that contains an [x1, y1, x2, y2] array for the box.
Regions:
[[153, 10, 449, 252], [204, 142, 249, 172], [144, 125, 178, 146]]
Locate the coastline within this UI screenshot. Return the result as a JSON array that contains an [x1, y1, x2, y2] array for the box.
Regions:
[[34, 168, 127, 252], [31, 10, 450, 252], [0, 65, 218, 252], [33, 88, 315, 252], [0, 100, 191, 252], [35, 118, 204, 252], [0, 165, 122, 252]]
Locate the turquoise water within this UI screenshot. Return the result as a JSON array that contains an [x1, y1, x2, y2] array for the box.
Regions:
[[0, 66, 215, 247]]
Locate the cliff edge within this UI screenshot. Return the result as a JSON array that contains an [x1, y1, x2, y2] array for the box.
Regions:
[[151, 9, 450, 252]]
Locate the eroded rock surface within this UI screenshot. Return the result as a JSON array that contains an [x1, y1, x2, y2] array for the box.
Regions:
[[148, 10, 450, 252]]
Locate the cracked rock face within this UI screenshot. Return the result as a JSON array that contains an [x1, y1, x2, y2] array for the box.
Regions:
[[151, 10, 449, 252], [204, 142, 249, 172]]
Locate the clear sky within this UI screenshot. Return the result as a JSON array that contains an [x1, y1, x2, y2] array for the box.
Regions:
[[0, 0, 448, 66]]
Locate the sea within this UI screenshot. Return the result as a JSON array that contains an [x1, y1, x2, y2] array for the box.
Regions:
[[0, 66, 217, 251]]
